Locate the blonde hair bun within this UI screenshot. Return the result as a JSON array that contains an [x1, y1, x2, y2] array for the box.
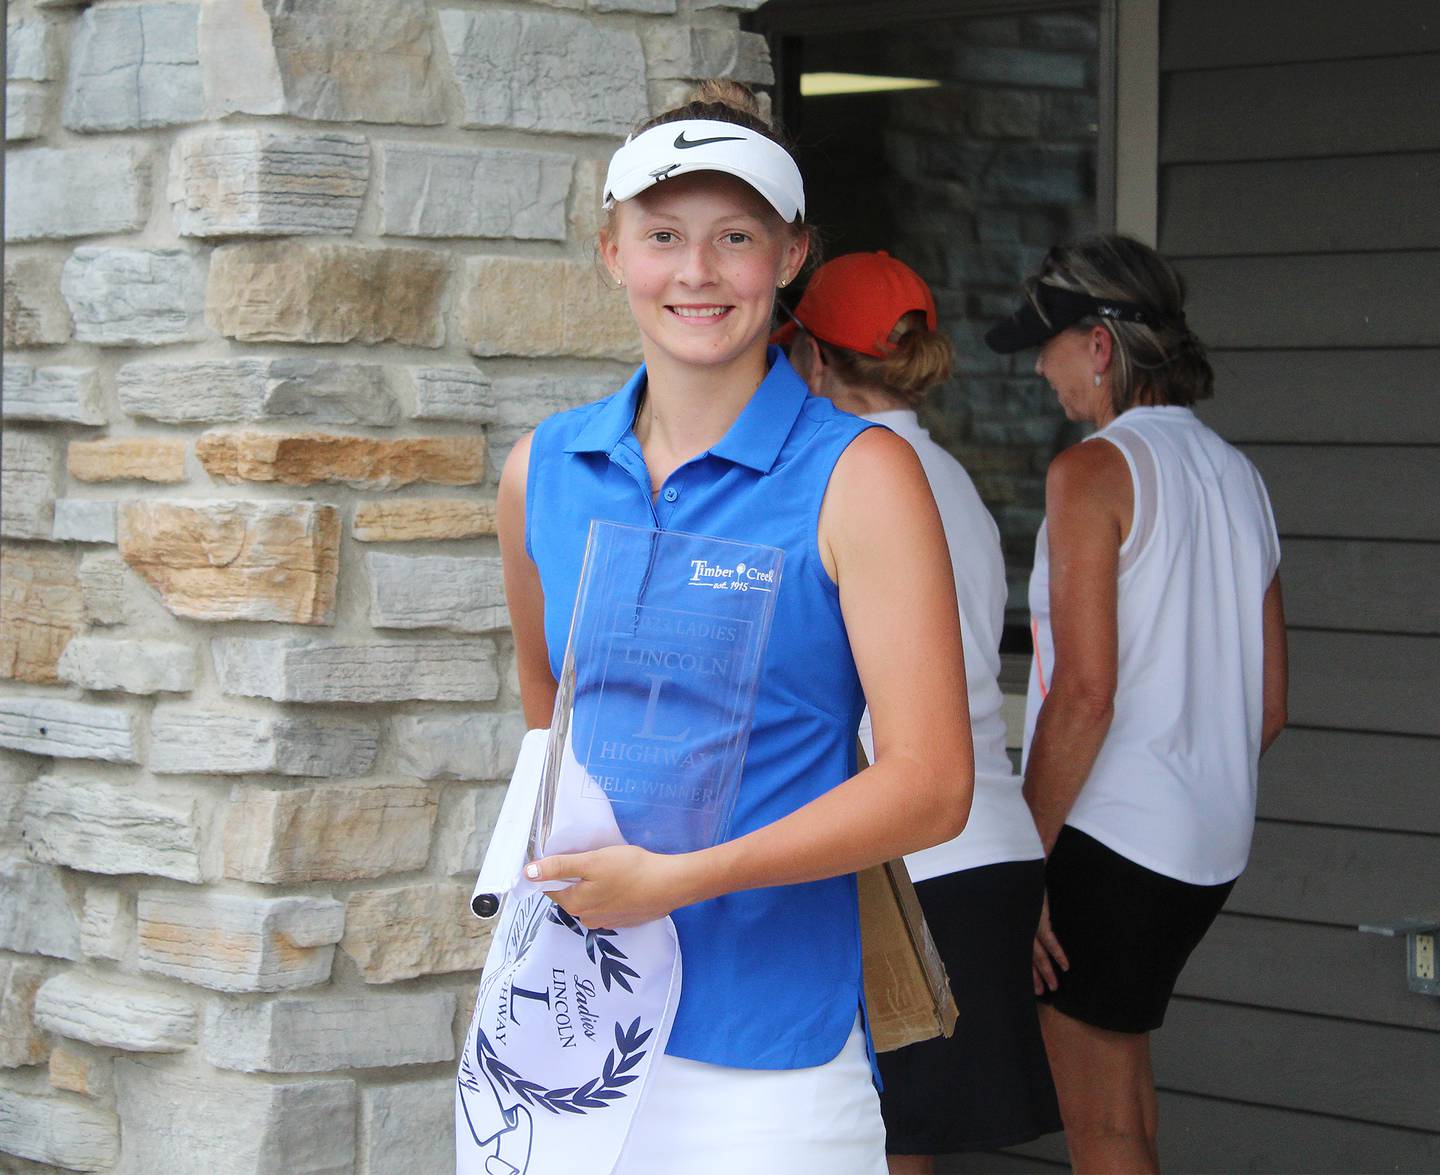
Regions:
[[688, 79, 766, 123]]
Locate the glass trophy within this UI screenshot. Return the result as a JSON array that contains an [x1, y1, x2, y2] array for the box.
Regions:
[[533, 521, 784, 859]]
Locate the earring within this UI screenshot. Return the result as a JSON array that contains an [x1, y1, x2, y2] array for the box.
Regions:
[[616, 276, 625, 288], [778, 278, 789, 288], [1094, 373, 1102, 386]]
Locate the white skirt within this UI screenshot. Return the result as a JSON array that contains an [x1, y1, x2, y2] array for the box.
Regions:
[[616, 1016, 885, 1175]]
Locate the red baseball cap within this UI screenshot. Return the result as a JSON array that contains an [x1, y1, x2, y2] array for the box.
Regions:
[[772, 251, 937, 357]]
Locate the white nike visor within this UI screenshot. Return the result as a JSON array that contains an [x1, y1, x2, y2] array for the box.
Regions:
[[603, 119, 806, 223]]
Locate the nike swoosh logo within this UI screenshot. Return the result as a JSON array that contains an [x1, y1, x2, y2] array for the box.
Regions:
[[674, 131, 745, 149]]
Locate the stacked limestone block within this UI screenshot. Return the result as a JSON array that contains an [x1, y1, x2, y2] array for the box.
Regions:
[[1, 1, 770, 1170]]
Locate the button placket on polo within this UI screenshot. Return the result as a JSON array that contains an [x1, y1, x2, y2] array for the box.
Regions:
[[611, 434, 708, 529], [607, 440, 663, 527], [654, 467, 688, 526]]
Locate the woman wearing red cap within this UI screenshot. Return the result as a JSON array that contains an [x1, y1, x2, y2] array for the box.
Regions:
[[782, 252, 1062, 1173]]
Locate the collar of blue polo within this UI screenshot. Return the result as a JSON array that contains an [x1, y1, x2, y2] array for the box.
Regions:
[[564, 346, 809, 475]]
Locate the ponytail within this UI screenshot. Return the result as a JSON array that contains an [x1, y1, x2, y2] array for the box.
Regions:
[[814, 311, 953, 407]]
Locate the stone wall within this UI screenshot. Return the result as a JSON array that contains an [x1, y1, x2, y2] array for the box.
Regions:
[[0, 1, 768, 1171]]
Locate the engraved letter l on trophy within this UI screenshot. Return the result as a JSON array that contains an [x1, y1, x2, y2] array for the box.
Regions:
[[634, 674, 692, 743]]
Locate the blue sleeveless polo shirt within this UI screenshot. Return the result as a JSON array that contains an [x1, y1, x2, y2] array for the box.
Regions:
[[525, 347, 878, 1070]]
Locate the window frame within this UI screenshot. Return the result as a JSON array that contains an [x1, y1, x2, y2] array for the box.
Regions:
[[746, 0, 1160, 242]]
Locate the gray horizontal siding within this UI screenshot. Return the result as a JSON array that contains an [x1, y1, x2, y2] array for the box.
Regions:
[[1180, 252, 1440, 349], [1162, 154, 1440, 256], [1153, 1092, 1440, 1174], [1150, 1001, 1440, 1132], [1231, 822, 1440, 926], [1161, 0, 1440, 71], [1258, 728, 1440, 833], [1179, 913, 1440, 1030], [1161, 53, 1440, 162], [1286, 630, 1440, 734], [1280, 539, 1440, 635], [992, 1090, 1440, 1174], [997, 1000, 1440, 1137], [1245, 446, 1440, 541], [1199, 350, 1440, 444], [1145, 5, 1437, 1168]]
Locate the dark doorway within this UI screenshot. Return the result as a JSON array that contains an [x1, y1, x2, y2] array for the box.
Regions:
[[750, 1, 1106, 627]]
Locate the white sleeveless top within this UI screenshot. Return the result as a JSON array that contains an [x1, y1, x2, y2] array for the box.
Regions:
[[860, 410, 1043, 880], [1023, 406, 1280, 885]]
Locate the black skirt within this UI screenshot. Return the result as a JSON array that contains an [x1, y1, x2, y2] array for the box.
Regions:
[[878, 859, 1062, 1155], [1039, 825, 1236, 1034]]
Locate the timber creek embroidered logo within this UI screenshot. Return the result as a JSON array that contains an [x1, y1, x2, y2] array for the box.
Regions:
[[686, 558, 776, 593], [673, 130, 745, 149]]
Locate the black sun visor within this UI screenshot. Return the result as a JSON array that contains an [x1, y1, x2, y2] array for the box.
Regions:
[[984, 283, 1158, 353]]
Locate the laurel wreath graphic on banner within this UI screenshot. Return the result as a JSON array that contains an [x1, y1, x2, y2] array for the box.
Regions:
[[547, 907, 641, 993], [477, 1018, 652, 1115]]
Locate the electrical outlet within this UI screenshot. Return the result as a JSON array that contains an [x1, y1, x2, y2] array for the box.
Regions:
[[1416, 933, 1436, 981], [1358, 917, 1440, 997]]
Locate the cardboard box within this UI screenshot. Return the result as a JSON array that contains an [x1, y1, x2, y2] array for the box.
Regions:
[[859, 855, 959, 1053]]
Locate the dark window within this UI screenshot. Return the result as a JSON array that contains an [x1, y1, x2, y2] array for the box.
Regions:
[[752, 1, 1108, 634]]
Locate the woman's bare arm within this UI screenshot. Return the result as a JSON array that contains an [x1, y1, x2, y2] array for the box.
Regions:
[[497, 432, 558, 727], [1022, 439, 1131, 854], [1260, 572, 1288, 754]]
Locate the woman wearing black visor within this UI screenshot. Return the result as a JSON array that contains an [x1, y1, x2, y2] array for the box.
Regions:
[[987, 236, 1288, 1173]]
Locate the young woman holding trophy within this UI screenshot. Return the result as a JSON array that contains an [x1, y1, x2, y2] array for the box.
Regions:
[[492, 82, 975, 1171]]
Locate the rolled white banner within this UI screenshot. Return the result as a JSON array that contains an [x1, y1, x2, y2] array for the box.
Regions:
[[470, 729, 550, 918]]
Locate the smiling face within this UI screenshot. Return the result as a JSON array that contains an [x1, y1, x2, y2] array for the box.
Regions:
[[600, 171, 808, 376]]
